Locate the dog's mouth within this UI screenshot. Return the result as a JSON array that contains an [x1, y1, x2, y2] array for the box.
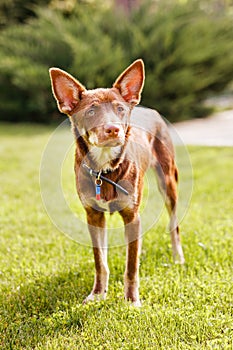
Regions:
[[99, 137, 125, 147], [93, 138, 124, 148], [87, 127, 125, 148]]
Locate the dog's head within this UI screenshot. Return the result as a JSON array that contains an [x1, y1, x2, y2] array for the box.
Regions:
[[49, 60, 145, 148]]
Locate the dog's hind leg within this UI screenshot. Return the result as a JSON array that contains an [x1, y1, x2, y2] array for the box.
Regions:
[[83, 208, 109, 303], [164, 170, 185, 264], [154, 140, 185, 264]]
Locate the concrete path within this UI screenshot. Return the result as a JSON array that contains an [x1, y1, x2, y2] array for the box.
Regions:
[[171, 109, 233, 146]]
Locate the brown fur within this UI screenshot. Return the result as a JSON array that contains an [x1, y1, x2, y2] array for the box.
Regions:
[[49, 59, 184, 306]]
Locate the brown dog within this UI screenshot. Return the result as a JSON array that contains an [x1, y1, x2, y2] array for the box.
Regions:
[[49, 59, 184, 306]]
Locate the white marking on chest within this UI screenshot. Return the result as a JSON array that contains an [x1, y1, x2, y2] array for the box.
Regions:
[[89, 145, 122, 172], [93, 198, 110, 211]]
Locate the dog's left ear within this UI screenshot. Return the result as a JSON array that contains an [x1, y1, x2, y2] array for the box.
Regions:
[[113, 59, 145, 105], [49, 68, 86, 115]]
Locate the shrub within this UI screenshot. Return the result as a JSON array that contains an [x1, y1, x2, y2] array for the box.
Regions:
[[0, 0, 232, 123], [110, 0, 233, 120]]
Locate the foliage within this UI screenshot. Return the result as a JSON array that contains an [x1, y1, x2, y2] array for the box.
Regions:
[[0, 123, 233, 348], [111, 0, 233, 119], [0, 0, 49, 27], [0, 0, 233, 122]]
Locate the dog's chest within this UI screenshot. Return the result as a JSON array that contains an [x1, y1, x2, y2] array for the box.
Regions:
[[89, 198, 112, 211], [79, 173, 134, 213]]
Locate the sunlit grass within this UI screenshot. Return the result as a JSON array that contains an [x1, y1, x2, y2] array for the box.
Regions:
[[0, 123, 232, 349]]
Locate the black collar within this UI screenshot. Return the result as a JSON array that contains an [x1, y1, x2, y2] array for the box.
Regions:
[[82, 163, 129, 196]]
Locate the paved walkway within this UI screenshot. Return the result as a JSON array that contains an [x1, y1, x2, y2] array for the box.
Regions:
[[172, 109, 233, 146]]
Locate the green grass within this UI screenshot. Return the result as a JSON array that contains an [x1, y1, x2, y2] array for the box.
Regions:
[[0, 122, 233, 349]]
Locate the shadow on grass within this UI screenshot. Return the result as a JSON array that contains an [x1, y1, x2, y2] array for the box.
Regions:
[[1, 271, 93, 349]]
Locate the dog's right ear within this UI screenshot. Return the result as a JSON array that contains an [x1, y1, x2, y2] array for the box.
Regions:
[[49, 68, 86, 115], [113, 59, 145, 106]]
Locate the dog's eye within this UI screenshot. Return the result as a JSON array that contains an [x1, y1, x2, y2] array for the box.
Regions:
[[117, 106, 124, 113], [87, 108, 95, 117]]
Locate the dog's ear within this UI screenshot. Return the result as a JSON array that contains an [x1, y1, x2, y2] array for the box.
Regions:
[[113, 59, 145, 105], [49, 68, 86, 115]]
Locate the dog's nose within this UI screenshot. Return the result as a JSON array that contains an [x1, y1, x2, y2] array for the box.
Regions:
[[104, 124, 120, 137]]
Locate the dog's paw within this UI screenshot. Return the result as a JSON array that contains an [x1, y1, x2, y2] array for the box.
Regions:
[[124, 297, 142, 307], [131, 299, 142, 307], [83, 292, 106, 305], [174, 257, 185, 265]]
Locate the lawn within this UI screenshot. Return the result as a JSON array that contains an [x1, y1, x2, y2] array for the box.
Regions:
[[0, 122, 232, 349]]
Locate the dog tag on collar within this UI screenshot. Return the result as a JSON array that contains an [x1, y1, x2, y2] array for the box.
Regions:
[[95, 178, 102, 200]]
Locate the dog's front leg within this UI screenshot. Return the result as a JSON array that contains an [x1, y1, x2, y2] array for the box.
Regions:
[[120, 210, 142, 307], [83, 208, 109, 304]]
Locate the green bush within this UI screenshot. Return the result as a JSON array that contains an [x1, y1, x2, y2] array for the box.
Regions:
[[0, 0, 232, 123]]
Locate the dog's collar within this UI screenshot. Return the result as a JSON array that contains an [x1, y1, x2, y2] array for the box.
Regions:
[[82, 163, 129, 196]]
